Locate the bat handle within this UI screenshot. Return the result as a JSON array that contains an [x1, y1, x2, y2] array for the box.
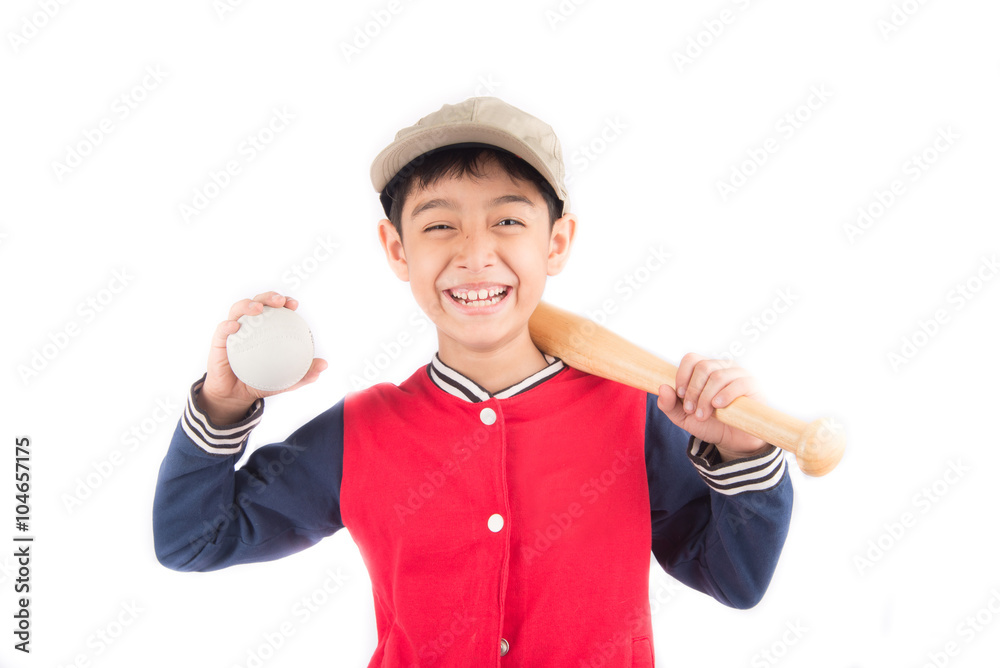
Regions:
[[713, 397, 845, 477]]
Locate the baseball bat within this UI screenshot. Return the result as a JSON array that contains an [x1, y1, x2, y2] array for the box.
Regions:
[[528, 300, 845, 477]]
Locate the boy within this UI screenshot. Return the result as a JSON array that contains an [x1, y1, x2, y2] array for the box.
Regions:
[[152, 96, 792, 667]]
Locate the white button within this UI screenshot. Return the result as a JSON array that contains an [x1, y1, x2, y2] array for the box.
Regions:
[[500, 638, 509, 656], [488, 513, 504, 532], [480, 407, 496, 425]]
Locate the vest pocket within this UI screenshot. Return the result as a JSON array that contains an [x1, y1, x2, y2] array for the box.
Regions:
[[631, 636, 653, 668]]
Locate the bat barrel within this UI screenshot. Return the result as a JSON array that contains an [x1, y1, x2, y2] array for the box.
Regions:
[[714, 399, 845, 477], [795, 417, 846, 477]]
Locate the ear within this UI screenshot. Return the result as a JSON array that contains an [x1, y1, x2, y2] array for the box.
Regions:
[[377, 218, 409, 282], [546, 212, 577, 276]]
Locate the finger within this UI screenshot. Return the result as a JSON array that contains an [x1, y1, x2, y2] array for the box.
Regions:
[[683, 358, 731, 417], [228, 297, 263, 322], [227, 293, 291, 322], [250, 291, 288, 309], [207, 319, 244, 381], [211, 318, 241, 351], [709, 374, 764, 411], [656, 383, 690, 427], [695, 366, 748, 420], [280, 358, 328, 393], [674, 352, 706, 401], [204, 320, 245, 398], [656, 383, 678, 413]]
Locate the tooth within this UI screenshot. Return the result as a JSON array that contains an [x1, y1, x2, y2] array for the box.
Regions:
[[475, 288, 485, 300]]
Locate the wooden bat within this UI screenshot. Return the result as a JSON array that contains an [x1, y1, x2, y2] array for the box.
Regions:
[[528, 301, 845, 477]]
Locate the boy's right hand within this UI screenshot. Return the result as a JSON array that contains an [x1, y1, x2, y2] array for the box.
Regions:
[[197, 291, 328, 425]]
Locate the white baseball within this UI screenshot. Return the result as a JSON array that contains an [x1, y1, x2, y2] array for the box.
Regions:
[[226, 306, 314, 392]]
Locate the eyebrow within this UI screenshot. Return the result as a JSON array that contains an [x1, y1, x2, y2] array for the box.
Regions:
[[410, 194, 536, 219]]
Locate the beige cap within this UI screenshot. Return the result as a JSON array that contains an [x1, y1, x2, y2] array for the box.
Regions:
[[370, 96, 570, 218]]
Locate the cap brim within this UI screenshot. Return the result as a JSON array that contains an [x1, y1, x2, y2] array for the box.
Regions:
[[370, 123, 567, 213]]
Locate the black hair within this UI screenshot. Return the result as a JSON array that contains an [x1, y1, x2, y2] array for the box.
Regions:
[[381, 144, 563, 241]]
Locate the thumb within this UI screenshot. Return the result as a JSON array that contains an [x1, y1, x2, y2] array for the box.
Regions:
[[655, 383, 687, 425]]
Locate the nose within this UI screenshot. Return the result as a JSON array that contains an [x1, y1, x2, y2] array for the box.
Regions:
[[454, 227, 496, 273]]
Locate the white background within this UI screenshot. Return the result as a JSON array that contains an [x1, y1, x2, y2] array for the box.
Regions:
[[2, 0, 999, 666]]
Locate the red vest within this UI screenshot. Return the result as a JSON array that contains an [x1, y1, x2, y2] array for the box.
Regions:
[[341, 364, 655, 668]]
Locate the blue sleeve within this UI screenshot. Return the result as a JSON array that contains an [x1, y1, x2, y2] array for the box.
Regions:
[[644, 392, 793, 609], [152, 374, 345, 572]]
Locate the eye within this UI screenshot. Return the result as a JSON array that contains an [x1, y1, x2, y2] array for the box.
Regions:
[[496, 218, 524, 227], [424, 223, 453, 232]]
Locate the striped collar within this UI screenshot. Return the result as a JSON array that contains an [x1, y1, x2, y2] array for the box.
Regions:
[[427, 352, 566, 403]]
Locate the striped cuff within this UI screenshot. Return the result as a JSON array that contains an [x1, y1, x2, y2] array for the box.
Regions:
[[181, 373, 264, 456], [686, 437, 786, 496]]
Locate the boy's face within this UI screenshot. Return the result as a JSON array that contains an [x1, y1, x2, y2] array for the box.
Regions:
[[378, 158, 575, 356]]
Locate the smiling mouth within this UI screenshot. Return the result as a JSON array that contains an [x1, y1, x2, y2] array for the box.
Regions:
[[448, 286, 509, 307]]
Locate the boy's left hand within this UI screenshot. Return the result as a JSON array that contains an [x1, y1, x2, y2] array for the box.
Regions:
[[656, 353, 772, 462]]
